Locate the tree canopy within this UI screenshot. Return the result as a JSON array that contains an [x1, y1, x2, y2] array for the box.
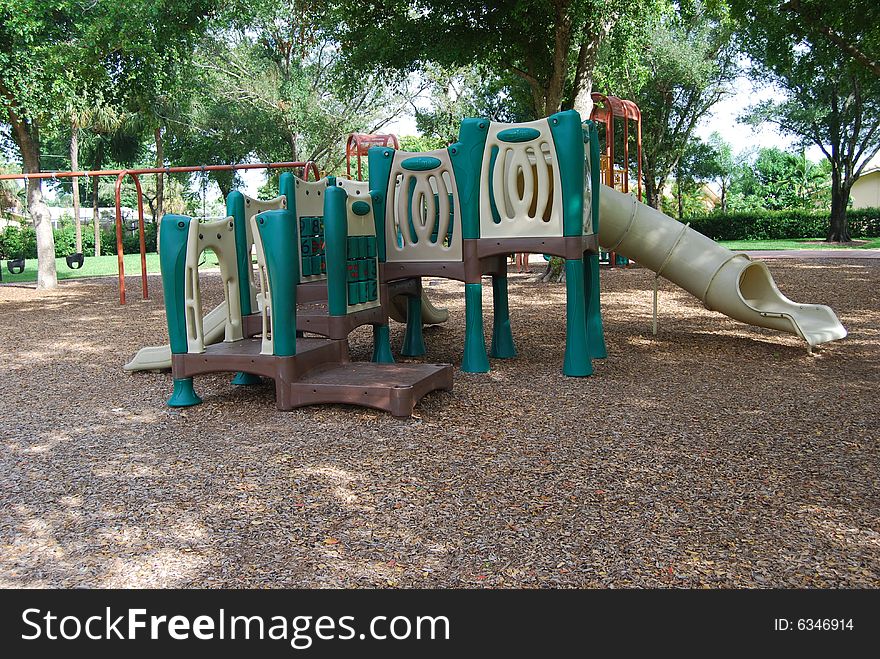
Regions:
[[733, 1, 880, 240]]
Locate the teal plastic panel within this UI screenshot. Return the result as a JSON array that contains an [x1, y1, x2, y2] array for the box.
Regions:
[[159, 214, 192, 355], [497, 127, 541, 143], [548, 109, 586, 237], [450, 118, 490, 239]]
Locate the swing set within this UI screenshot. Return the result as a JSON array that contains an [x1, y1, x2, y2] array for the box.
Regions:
[[0, 161, 319, 303]]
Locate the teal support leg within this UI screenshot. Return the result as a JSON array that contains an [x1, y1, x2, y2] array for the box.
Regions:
[[563, 259, 593, 377], [168, 377, 202, 407], [401, 294, 426, 356], [232, 372, 261, 386], [255, 210, 298, 356], [462, 282, 490, 373], [585, 253, 607, 359], [490, 273, 516, 358], [371, 324, 395, 364]]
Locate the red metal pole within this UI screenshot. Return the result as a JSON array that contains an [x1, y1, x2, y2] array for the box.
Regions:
[[132, 173, 148, 299], [623, 116, 630, 194], [637, 115, 643, 203], [114, 173, 127, 305]]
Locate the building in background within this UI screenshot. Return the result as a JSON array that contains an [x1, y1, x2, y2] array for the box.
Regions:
[[851, 167, 880, 209]]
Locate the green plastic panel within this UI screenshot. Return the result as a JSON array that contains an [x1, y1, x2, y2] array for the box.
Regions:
[[225, 191, 252, 316], [450, 118, 490, 239], [584, 119, 601, 234], [323, 186, 349, 316], [562, 258, 592, 376], [548, 109, 586, 237], [585, 253, 607, 359], [367, 147, 395, 262], [371, 324, 395, 364], [462, 282, 490, 372], [490, 273, 516, 358], [401, 156, 442, 171], [497, 127, 541, 143], [255, 209, 299, 356], [279, 172, 296, 220], [159, 214, 192, 355], [401, 294, 425, 356], [351, 200, 371, 216]]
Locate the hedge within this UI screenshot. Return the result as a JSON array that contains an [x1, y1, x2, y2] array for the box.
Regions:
[[0, 222, 157, 259], [684, 208, 880, 241]]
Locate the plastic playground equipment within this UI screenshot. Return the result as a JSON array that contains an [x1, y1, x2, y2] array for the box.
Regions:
[[129, 109, 846, 415], [590, 93, 642, 268]]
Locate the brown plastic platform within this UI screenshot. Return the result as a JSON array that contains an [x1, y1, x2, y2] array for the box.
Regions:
[[287, 361, 452, 417], [171, 336, 452, 416], [296, 301, 385, 339]]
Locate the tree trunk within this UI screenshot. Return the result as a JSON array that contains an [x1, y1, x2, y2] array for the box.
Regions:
[[643, 155, 665, 210], [70, 120, 82, 253], [92, 139, 104, 257], [10, 117, 57, 289], [571, 39, 598, 119], [827, 169, 852, 241]]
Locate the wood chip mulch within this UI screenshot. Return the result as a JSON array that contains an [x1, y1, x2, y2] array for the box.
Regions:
[[0, 259, 877, 588]]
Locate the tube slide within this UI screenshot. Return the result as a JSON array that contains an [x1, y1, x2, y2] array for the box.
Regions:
[[123, 302, 229, 371], [597, 185, 847, 348], [389, 291, 450, 325]]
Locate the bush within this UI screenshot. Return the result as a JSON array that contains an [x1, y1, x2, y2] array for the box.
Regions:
[[0, 225, 36, 259], [0, 221, 157, 259], [685, 207, 880, 241]]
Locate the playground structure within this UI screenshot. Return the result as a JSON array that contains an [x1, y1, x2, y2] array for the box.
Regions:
[[346, 132, 399, 181], [0, 161, 320, 303], [590, 93, 643, 268], [129, 109, 846, 416], [346, 130, 450, 327]]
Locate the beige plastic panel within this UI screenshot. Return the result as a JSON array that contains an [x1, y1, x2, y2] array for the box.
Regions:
[[242, 194, 285, 311], [294, 177, 330, 282], [183, 216, 243, 354], [479, 118, 564, 239], [384, 150, 462, 263], [249, 213, 275, 356], [337, 180, 381, 313]]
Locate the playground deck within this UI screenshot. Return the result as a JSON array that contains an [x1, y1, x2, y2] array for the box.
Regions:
[[0, 259, 877, 588]]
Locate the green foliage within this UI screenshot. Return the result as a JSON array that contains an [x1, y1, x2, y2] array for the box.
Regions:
[[610, 2, 738, 207], [398, 136, 448, 153], [687, 208, 880, 241], [0, 222, 157, 259], [333, 0, 658, 118], [0, 224, 36, 259], [165, 1, 416, 185], [731, 0, 880, 240], [729, 147, 830, 212]]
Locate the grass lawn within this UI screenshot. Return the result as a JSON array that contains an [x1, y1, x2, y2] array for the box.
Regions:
[[0, 252, 221, 284], [717, 237, 880, 250]]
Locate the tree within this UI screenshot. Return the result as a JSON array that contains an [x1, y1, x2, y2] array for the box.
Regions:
[[333, 0, 656, 120], [734, 3, 880, 241], [673, 138, 717, 219], [779, 1, 880, 79], [0, 0, 86, 288], [413, 64, 529, 144], [613, 2, 738, 209], [705, 132, 735, 212], [165, 0, 419, 195]]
